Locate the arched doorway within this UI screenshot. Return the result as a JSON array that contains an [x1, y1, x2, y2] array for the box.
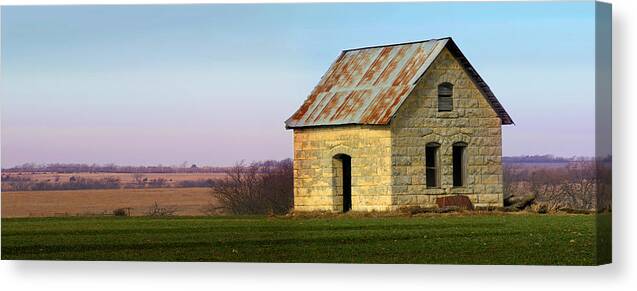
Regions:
[[333, 154, 352, 212]]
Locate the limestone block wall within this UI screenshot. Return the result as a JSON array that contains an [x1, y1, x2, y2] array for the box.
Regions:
[[293, 125, 393, 212], [390, 48, 504, 207]]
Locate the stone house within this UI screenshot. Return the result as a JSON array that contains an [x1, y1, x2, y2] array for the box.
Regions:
[[285, 37, 513, 212]]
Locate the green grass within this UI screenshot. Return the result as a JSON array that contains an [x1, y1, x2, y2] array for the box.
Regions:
[[1, 213, 610, 265]]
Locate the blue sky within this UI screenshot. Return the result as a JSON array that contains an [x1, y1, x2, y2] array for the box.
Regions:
[[1, 2, 597, 167]]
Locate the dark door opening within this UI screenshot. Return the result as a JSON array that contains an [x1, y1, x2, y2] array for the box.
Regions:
[[341, 155, 352, 212], [334, 154, 352, 213]]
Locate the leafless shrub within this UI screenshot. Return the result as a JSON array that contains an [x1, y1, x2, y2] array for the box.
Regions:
[[503, 164, 520, 201], [529, 162, 596, 210], [147, 178, 168, 188], [211, 159, 293, 215], [112, 207, 131, 216], [146, 201, 177, 216], [132, 173, 146, 187], [504, 160, 610, 211]]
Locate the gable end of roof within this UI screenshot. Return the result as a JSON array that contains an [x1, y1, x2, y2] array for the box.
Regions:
[[443, 39, 514, 125]]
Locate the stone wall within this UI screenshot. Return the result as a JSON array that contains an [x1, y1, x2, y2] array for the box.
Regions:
[[390, 47, 504, 207], [292, 125, 393, 212]]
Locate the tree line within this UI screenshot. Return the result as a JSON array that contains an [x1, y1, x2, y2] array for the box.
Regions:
[[2, 163, 228, 174]]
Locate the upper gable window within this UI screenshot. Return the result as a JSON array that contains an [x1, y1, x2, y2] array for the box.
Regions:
[[438, 82, 453, 112]]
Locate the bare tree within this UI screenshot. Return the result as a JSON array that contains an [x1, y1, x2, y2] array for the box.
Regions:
[[210, 159, 293, 215], [560, 162, 596, 210], [132, 173, 146, 187], [504, 161, 600, 211], [596, 157, 612, 211], [503, 164, 528, 201], [146, 201, 177, 216]]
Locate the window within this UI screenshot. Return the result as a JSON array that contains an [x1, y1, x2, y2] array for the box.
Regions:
[[452, 142, 467, 187], [425, 142, 440, 187], [438, 82, 453, 112]]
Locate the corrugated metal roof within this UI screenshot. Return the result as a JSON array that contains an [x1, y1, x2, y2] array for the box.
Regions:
[[285, 37, 513, 128]]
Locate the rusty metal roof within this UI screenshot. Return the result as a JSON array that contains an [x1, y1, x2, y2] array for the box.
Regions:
[[285, 37, 513, 128]]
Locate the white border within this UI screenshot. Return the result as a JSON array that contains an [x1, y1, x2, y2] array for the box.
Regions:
[[1, 1, 635, 290]]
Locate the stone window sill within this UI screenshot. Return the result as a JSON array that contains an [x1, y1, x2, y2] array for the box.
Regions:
[[450, 187, 472, 194], [436, 111, 459, 118], [423, 188, 446, 195]]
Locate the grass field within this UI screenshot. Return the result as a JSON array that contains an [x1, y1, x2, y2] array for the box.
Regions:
[[1, 214, 610, 265], [1, 187, 214, 217]]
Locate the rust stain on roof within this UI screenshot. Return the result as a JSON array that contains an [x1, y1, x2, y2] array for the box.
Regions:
[[285, 37, 513, 128], [393, 45, 429, 86], [356, 47, 392, 87]]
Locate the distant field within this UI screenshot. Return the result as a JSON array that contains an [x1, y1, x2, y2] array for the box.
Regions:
[[1, 187, 215, 218], [0, 214, 611, 265]]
